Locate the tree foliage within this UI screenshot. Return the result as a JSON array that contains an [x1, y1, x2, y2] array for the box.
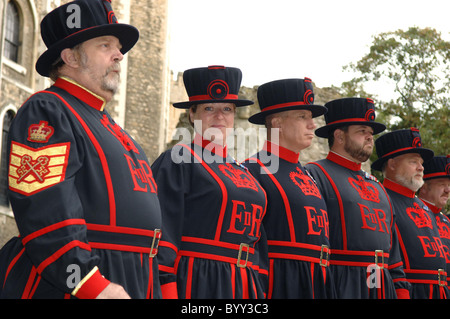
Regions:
[[340, 27, 450, 159]]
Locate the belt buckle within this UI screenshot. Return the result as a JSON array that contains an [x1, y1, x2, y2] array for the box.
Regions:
[[375, 250, 384, 269], [149, 229, 161, 258], [320, 245, 330, 267], [237, 243, 250, 268], [438, 269, 446, 287]]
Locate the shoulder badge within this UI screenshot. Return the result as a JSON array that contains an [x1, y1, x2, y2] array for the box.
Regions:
[[27, 121, 54, 143], [363, 170, 379, 183], [8, 141, 70, 195]]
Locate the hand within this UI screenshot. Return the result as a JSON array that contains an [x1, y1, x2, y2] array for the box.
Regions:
[[96, 282, 131, 299]]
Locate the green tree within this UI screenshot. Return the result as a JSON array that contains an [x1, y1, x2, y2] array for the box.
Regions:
[[340, 27, 450, 160]]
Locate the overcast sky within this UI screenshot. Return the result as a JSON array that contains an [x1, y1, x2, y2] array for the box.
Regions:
[[167, 0, 450, 96]]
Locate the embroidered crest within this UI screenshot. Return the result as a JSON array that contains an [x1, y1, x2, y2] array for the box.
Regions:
[[100, 114, 139, 153], [290, 167, 322, 198], [348, 175, 380, 203], [364, 108, 375, 122], [27, 121, 54, 143], [446, 155, 450, 175], [410, 127, 422, 148], [303, 77, 314, 104], [219, 163, 258, 191], [8, 142, 70, 196], [17, 155, 50, 183], [406, 202, 432, 229], [436, 215, 450, 239], [207, 80, 229, 100]]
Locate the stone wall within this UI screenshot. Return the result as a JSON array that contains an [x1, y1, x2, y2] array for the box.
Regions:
[[122, 0, 170, 163]]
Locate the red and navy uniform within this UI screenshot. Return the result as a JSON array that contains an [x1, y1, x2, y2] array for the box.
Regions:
[[384, 179, 449, 298], [305, 152, 410, 299], [420, 200, 450, 287], [0, 77, 162, 299], [151, 135, 267, 299], [243, 141, 335, 298]]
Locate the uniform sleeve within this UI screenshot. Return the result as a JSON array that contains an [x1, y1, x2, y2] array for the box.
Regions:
[[7, 94, 109, 298], [243, 159, 270, 296], [151, 145, 191, 299], [253, 224, 269, 297]]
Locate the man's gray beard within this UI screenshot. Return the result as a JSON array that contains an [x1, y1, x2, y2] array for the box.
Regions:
[[79, 49, 120, 95], [101, 69, 120, 94], [395, 173, 424, 192], [344, 141, 372, 163]]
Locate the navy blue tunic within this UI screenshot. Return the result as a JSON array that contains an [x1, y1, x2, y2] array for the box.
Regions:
[[152, 136, 267, 299], [420, 200, 450, 288], [244, 141, 335, 298], [306, 152, 410, 299], [0, 77, 162, 299], [384, 179, 449, 299]]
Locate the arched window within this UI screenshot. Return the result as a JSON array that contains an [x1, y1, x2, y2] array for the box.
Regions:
[[0, 109, 16, 206], [4, 1, 21, 63]]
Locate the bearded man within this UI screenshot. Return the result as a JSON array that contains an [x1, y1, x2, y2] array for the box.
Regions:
[[418, 155, 450, 288], [372, 129, 448, 299], [0, 0, 162, 299], [305, 98, 410, 299]]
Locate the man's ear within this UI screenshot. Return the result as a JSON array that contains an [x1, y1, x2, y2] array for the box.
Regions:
[[334, 129, 344, 144], [60, 48, 80, 68], [386, 158, 396, 171], [271, 116, 282, 130]]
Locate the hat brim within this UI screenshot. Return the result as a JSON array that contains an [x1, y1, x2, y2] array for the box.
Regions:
[[172, 99, 254, 109], [423, 174, 450, 181], [371, 147, 435, 171], [36, 23, 139, 77], [315, 121, 386, 138], [248, 104, 327, 125]]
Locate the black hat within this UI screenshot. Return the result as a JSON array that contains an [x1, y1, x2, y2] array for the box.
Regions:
[[371, 128, 435, 171], [423, 155, 450, 180], [248, 78, 327, 125], [315, 98, 386, 138], [36, 0, 139, 77], [173, 66, 253, 109]]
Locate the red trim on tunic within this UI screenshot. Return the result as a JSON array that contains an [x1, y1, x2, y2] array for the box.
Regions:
[[43, 91, 117, 225], [248, 156, 296, 242], [326, 151, 362, 171], [383, 178, 415, 198], [307, 161, 347, 249]]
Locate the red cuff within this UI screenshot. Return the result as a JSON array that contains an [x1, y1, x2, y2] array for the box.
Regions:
[[161, 282, 178, 299], [72, 267, 111, 299], [396, 288, 410, 299]]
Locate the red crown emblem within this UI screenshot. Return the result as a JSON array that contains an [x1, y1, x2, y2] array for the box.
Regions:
[[289, 167, 322, 198], [101, 114, 139, 154], [406, 202, 432, 228], [219, 163, 258, 191], [27, 121, 54, 143], [348, 175, 380, 203], [436, 216, 450, 239]]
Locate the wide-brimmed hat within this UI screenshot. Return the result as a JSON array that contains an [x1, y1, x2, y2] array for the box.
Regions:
[[423, 155, 450, 180], [173, 66, 253, 109], [248, 78, 327, 125], [36, 0, 139, 77], [371, 128, 435, 171], [315, 97, 386, 138]]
